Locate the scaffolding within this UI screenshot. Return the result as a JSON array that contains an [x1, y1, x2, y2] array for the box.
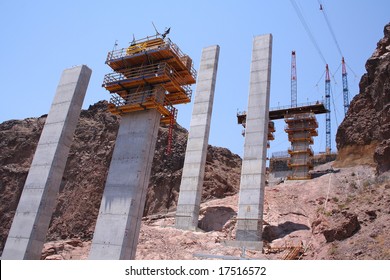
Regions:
[[237, 111, 275, 147], [103, 35, 197, 124], [285, 112, 318, 180]]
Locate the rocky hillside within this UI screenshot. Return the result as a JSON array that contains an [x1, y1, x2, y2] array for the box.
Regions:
[[40, 163, 390, 260], [0, 101, 241, 252], [336, 22, 390, 174]]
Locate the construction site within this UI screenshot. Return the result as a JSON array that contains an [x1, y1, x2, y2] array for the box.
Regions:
[[102, 34, 196, 154], [3, 2, 390, 264], [1, 26, 348, 260]]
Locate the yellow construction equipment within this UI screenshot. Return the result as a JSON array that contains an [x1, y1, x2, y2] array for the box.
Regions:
[[103, 34, 197, 125]]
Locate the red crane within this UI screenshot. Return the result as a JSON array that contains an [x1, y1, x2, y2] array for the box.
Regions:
[[291, 50, 297, 107], [325, 64, 331, 153]]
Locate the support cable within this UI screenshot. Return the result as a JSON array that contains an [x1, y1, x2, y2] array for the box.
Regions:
[[330, 85, 340, 127], [346, 62, 359, 80], [317, 0, 343, 57], [290, 0, 327, 65], [315, 69, 326, 89], [318, 0, 356, 116]]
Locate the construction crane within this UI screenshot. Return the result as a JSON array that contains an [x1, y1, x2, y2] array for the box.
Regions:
[[325, 64, 331, 153], [291, 51, 297, 107], [318, 2, 351, 116], [342, 57, 350, 115]]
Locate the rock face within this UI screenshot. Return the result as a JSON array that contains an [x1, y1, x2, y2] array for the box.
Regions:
[[322, 211, 361, 242], [0, 101, 242, 253], [336, 23, 390, 173]]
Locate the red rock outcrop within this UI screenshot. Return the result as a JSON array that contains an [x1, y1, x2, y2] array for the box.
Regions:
[[322, 211, 361, 242], [336, 23, 390, 173]]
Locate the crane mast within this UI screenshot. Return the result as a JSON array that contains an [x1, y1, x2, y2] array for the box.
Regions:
[[325, 64, 331, 153], [342, 57, 350, 115], [291, 51, 297, 107]]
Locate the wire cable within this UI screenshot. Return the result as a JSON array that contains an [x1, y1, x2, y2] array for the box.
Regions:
[[290, 0, 327, 65], [315, 69, 326, 88], [346, 62, 359, 79], [330, 84, 340, 127], [317, 0, 344, 57]]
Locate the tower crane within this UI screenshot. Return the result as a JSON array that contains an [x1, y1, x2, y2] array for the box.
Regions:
[[325, 64, 331, 153], [291, 51, 297, 107], [342, 57, 350, 115]]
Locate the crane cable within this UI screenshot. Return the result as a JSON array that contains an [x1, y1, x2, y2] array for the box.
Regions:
[[290, 0, 327, 65], [330, 84, 340, 127], [318, 0, 358, 80], [317, 0, 344, 57]]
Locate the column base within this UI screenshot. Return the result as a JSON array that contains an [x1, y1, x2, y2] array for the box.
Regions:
[[223, 240, 263, 251]]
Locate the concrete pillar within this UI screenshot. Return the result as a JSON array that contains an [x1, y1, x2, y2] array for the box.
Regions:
[[2, 65, 92, 259], [89, 109, 161, 259], [175, 45, 220, 230], [235, 34, 272, 248]]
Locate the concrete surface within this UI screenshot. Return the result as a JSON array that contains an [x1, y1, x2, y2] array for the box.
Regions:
[[89, 109, 161, 260], [235, 34, 272, 245], [2, 65, 91, 259], [175, 45, 220, 230]]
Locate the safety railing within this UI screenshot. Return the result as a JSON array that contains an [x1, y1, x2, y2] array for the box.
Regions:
[[103, 62, 192, 101], [109, 87, 166, 107], [109, 93, 126, 107], [284, 124, 318, 131], [180, 84, 192, 100], [271, 151, 290, 159], [288, 146, 314, 155], [288, 159, 313, 166], [104, 62, 183, 85], [270, 100, 324, 112], [285, 112, 317, 121], [105, 36, 197, 80], [167, 41, 197, 79], [165, 103, 177, 119], [288, 135, 315, 142], [103, 72, 126, 84], [103, 63, 166, 85], [106, 34, 166, 61]]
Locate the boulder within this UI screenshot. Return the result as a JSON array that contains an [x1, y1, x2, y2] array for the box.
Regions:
[[322, 212, 360, 242]]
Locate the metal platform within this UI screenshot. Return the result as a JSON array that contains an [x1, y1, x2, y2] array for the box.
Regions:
[[103, 34, 197, 124], [237, 101, 327, 123], [270, 101, 327, 120]]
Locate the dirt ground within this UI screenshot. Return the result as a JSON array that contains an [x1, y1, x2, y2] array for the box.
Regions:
[[41, 162, 390, 260]]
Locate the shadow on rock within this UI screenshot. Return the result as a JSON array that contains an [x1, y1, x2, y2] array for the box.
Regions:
[[263, 221, 310, 242], [311, 168, 340, 179], [198, 206, 236, 232]]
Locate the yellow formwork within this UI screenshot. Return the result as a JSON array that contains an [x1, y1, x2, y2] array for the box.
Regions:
[[285, 112, 318, 180], [103, 34, 197, 125]]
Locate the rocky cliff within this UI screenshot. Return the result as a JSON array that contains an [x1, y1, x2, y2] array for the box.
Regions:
[[0, 101, 241, 252], [336, 23, 390, 173]]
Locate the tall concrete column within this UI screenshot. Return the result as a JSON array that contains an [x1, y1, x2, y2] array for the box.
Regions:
[[89, 109, 161, 260], [235, 34, 272, 248], [175, 45, 220, 230], [2, 65, 92, 259]]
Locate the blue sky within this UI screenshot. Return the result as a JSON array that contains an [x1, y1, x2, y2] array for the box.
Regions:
[[1, 0, 389, 157]]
